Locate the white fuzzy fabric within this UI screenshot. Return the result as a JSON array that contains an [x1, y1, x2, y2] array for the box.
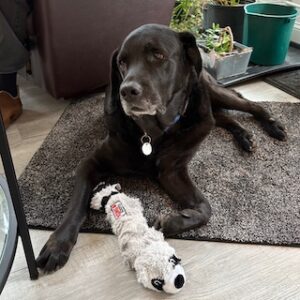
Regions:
[[91, 184, 186, 294]]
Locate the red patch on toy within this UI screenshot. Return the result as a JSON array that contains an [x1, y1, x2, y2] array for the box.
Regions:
[[111, 201, 126, 219]]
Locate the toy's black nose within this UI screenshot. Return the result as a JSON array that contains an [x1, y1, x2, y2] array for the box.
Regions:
[[174, 274, 185, 289]]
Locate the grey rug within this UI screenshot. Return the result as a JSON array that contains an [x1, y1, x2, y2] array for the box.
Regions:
[[18, 94, 300, 246]]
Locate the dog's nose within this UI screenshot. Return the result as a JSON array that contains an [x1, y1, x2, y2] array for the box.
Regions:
[[120, 82, 142, 100], [174, 274, 185, 289]]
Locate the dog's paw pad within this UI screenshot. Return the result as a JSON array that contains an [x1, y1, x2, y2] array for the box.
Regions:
[[242, 134, 257, 152], [236, 131, 257, 152]]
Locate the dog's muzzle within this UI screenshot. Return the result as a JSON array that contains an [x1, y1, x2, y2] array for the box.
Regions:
[[120, 81, 162, 117]]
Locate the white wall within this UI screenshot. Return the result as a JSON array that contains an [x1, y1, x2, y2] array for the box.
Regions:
[[289, 0, 300, 43]]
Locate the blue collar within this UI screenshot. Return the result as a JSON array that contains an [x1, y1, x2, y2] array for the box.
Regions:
[[164, 114, 181, 133]]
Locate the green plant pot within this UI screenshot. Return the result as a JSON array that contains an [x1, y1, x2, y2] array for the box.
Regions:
[[243, 3, 298, 65]]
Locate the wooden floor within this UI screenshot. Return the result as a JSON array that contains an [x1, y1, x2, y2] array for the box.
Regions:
[[1, 78, 300, 300]]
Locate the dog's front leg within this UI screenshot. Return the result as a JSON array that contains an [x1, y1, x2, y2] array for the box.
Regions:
[[36, 140, 114, 273], [155, 108, 215, 236], [156, 165, 211, 237]]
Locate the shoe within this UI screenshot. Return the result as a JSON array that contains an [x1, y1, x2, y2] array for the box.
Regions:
[[0, 91, 23, 128]]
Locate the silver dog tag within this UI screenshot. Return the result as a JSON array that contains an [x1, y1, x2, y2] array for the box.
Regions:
[[141, 133, 152, 156], [142, 142, 152, 156]]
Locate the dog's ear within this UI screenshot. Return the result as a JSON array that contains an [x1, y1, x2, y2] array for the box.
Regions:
[[178, 32, 202, 76], [105, 49, 122, 115], [110, 49, 122, 91]]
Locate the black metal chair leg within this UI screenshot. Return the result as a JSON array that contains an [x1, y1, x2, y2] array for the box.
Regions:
[[0, 112, 38, 280]]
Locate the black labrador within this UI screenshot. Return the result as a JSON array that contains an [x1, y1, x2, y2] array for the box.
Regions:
[[37, 24, 286, 273]]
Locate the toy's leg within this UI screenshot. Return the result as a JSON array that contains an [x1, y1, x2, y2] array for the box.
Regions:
[[155, 166, 211, 237], [36, 138, 133, 273]]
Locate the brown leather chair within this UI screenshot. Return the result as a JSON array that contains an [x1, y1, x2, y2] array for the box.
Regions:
[[30, 0, 175, 99]]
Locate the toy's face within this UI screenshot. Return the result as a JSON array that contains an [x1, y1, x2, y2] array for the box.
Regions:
[[135, 243, 186, 294], [150, 254, 185, 294]]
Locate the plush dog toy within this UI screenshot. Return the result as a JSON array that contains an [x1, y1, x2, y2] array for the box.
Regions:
[[90, 183, 186, 294]]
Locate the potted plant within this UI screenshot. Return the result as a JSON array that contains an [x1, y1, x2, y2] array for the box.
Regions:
[[170, 0, 202, 37], [198, 24, 253, 80], [202, 0, 254, 42]]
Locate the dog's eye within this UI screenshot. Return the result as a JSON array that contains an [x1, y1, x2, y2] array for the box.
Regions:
[[118, 60, 127, 72], [153, 52, 166, 60], [151, 279, 164, 291]]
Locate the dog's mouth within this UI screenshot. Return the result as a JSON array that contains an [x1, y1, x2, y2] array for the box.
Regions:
[[131, 106, 147, 113], [121, 99, 165, 117], [130, 107, 157, 117]]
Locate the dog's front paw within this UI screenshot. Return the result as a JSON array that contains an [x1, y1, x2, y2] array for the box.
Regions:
[[235, 131, 257, 152], [154, 208, 211, 237], [36, 233, 75, 274], [262, 118, 287, 141]]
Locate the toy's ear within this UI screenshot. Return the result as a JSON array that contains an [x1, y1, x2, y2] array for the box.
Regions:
[[114, 183, 121, 191], [169, 254, 181, 265], [178, 31, 202, 76], [105, 49, 123, 115]]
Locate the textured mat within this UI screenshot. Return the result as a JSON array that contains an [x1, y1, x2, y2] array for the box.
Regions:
[[265, 69, 300, 99], [18, 95, 300, 246]]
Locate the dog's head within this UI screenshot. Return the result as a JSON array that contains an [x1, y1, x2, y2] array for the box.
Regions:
[[109, 24, 202, 118]]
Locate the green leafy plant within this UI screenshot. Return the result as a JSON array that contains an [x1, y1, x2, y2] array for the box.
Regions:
[[198, 23, 234, 55], [170, 0, 202, 37], [208, 0, 240, 6]]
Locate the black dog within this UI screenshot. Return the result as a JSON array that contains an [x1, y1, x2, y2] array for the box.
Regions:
[[37, 24, 286, 273]]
